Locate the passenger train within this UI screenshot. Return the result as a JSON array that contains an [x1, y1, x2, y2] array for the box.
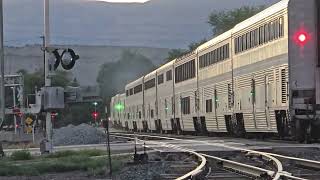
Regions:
[[110, 0, 320, 142]]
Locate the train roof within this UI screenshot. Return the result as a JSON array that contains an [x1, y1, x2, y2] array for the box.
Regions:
[[126, 76, 144, 89], [118, 93, 126, 99], [144, 68, 157, 79], [176, 50, 196, 62], [233, 0, 289, 33], [157, 60, 175, 72], [197, 30, 232, 52]]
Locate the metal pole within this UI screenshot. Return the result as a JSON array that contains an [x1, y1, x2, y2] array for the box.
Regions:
[[106, 117, 112, 177], [44, 0, 53, 152], [40, 36, 45, 83], [0, 0, 5, 129], [12, 87, 16, 134]]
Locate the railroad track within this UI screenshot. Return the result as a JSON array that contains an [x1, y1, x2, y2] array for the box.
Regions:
[[110, 132, 320, 180]]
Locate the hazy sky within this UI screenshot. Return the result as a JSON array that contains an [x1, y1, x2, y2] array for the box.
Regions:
[[3, 0, 278, 48], [94, 0, 150, 3]]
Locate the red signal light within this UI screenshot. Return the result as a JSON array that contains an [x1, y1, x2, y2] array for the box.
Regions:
[[92, 112, 99, 120], [51, 112, 58, 119], [293, 29, 310, 46], [298, 33, 307, 43]]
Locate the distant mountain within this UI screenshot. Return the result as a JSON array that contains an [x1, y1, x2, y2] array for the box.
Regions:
[[4, 0, 279, 48], [4, 45, 170, 85]]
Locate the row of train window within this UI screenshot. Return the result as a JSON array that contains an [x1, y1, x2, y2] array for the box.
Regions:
[[199, 44, 230, 69], [235, 16, 284, 54], [126, 70, 173, 96], [175, 59, 196, 83], [125, 18, 284, 97]]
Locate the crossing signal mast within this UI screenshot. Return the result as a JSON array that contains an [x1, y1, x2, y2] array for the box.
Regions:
[[43, 0, 80, 154]]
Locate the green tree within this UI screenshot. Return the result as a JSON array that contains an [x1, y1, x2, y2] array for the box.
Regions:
[[97, 50, 155, 114], [208, 6, 265, 36], [188, 38, 207, 51], [19, 69, 72, 95], [166, 49, 186, 62]]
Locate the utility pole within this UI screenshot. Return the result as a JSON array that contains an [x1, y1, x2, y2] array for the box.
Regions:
[[40, 35, 46, 84], [11, 87, 17, 134], [0, 0, 5, 129], [44, 0, 53, 152]]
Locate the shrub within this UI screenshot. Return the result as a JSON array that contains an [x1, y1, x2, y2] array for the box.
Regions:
[[10, 150, 32, 161]]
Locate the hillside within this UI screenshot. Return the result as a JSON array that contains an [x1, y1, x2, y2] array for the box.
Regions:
[[4, 45, 170, 85]]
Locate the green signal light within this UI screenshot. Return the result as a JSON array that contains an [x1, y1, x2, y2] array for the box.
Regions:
[[115, 103, 124, 111]]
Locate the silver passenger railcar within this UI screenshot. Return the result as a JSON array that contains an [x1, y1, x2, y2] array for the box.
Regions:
[[110, 0, 320, 142]]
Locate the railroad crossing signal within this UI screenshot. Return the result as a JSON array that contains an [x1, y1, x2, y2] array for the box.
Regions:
[[47, 48, 80, 71]]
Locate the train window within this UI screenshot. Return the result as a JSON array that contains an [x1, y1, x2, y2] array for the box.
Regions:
[[242, 34, 246, 51], [274, 19, 279, 39], [238, 37, 241, 52], [206, 99, 213, 113], [130, 88, 134, 95], [226, 44, 229, 58], [269, 22, 274, 41], [255, 29, 259, 46], [166, 70, 172, 81], [221, 46, 225, 60], [139, 111, 142, 119], [150, 109, 154, 118], [181, 97, 190, 115], [172, 97, 174, 115], [214, 49, 218, 62], [134, 84, 142, 94], [259, 26, 263, 44], [210, 51, 214, 64], [279, 17, 284, 37], [191, 60, 196, 77], [126, 90, 129, 97], [234, 38, 238, 54], [158, 74, 164, 85], [144, 78, 155, 90], [264, 24, 269, 42], [247, 32, 251, 49]]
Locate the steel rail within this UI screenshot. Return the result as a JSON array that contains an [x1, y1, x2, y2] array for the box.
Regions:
[[110, 134, 207, 180], [111, 132, 320, 179], [110, 132, 284, 179], [201, 153, 275, 178]]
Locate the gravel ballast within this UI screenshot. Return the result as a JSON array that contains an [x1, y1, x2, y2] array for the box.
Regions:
[[53, 124, 106, 146]]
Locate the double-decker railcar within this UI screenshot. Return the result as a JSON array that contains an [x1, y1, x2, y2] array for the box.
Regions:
[[156, 61, 175, 133], [173, 52, 198, 134], [197, 30, 232, 134], [125, 77, 144, 132], [110, 0, 320, 142], [143, 70, 158, 132], [110, 94, 126, 128]]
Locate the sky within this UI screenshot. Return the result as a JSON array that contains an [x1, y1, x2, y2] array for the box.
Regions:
[[3, 0, 278, 48], [94, 0, 150, 3]]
